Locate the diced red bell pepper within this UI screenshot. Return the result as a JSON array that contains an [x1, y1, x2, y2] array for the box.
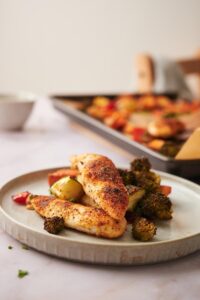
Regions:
[[48, 168, 79, 186], [12, 191, 30, 205], [160, 185, 172, 196], [105, 101, 116, 111], [132, 127, 146, 142]]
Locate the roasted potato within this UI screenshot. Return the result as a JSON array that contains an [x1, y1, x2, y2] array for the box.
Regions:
[[50, 176, 84, 201], [126, 185, 145, 212]]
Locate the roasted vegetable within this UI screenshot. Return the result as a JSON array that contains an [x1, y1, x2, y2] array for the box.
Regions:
[[44, 216, 65, 234], [50, 176, 84, 201], [132, 216, 157, 241], [132, 127, 147, 142], [147, 139, 165, 151], [93, 96, 110, 107], [130, 158, 161, 192], [116, 95, 136, 112], [126, 185, 145, 212], [118, 169, 136, 186], [148, 171, 161, 185], [48, 168, 79, 186], [135, 171, 161, 193], [137, 191, 172, 220], [131, 157, 151, 173], [160, 141, 181, 157], [104, 111, 127, 130], [12, 191, 30, 205], [160, 185, 172, 196]]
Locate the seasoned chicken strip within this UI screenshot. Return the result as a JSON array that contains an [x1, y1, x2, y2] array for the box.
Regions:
[[30, 196, 127, 239], [71, 154, 129, 220]]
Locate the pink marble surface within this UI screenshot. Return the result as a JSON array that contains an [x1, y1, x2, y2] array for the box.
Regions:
[[0, 97, 200, 300]]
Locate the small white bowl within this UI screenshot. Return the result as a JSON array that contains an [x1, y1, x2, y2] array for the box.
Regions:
[[0, 93, 36, 130]]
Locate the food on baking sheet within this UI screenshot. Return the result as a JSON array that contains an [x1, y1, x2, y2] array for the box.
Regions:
[[84, 94, 200, 157], [159, 141, 182, 157], [12, 154, 173, 241], [86, 95, 200, 118], [147, 118, 185, 138]]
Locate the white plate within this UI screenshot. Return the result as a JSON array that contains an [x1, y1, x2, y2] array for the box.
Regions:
[[0, 168, 200, 265]]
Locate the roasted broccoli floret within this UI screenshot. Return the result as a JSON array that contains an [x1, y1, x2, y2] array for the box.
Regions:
[[132, 216, 157, 241], [137, 191, 172, 220], [44, 216, 65, 234], [131, 157, 151, 173], [135, 171, 161, 192], [118, 169, 136, 185], [147, 171, 161, 185], [130, 157, 161, 193]]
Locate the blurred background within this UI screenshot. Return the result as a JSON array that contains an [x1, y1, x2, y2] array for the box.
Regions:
[[0, 0, 200, 94]]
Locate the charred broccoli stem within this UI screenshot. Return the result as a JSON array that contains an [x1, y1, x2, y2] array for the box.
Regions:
[[137, 191, 172, 220], [131, 157, 151, 173], [118, 169, 136, 185], [132, 216, 157, 241], [44, 216, 65, 234]]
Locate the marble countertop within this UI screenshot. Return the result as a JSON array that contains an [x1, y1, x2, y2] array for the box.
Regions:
[[0, 97, 200, 300]]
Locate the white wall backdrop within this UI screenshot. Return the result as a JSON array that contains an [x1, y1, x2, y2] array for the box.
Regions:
[[0, 0, 200, 94]]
